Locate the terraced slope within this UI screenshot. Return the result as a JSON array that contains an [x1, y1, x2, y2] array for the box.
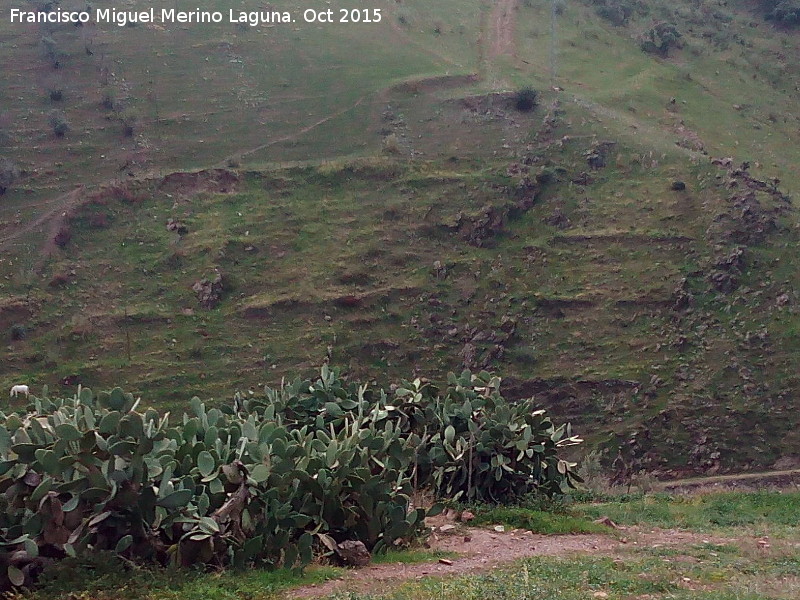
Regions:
[[2, 0, 800, 476]]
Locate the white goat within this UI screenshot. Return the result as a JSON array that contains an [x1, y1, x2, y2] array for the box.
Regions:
[[10, 384, 29, 398]]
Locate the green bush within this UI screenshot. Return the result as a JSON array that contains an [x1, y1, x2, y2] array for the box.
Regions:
[[9, 324, 26, 341], [0, 368, 581, 589], [640, 22, 682, 57], [514, 87, 539, 112], [764, 0, 800, 26], [588, 0, 648, 26], [47, 111, 69, 138]]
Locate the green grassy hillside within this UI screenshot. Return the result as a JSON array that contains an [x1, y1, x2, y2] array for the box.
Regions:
[[2, 0, 800, 476]]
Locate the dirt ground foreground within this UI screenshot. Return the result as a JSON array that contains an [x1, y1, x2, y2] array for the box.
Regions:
[[289, 524, 735, 598]]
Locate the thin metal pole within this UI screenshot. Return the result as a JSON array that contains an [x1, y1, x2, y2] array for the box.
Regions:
[[550, 0, 559, 85]]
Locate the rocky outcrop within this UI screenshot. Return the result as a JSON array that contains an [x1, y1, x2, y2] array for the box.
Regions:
[[192, 270, 225, 309]]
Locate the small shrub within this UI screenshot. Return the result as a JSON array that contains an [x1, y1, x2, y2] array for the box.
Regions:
[[100, 88, 116, 110], [514, 86, 539, 112], [0, 157, 20, 195], [10, 323, 27, 341], [48, 272, 70, 288], [590, 0, 648, 26], [48, 87, 64, 102], [53, 224, 72, 247], [88, 212, 111, 228], [382, 133, 402, 154], [575, 449, 616, 498], [48, 110, 70, 137], [40, 35, 63, 68], [640, 22, 682, 57], [120, 110, 138, 138], [764, 0, 800, 26]]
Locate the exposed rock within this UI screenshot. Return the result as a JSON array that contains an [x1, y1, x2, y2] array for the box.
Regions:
[[706, 190, 779, 246], [711, 156, 733, 168], [671, 180, 687, 191], [544, 208, 571, 230], [191, 270, 225, 309], [714, 246, 746, 273], [459, 343, 478, 369], [335, 540, 371, 567], [584, 140, 616, 170], [593, 517, 620, 529], [500, 315, 517, 334], [709, 271, 738, 294], [586, 152, 605, 170], [159, 168, 239, 195], [456, 205, 506, 248], [672, 278, 694, 312], [166, 218, 189, 235], [571, 171, 595, 186]]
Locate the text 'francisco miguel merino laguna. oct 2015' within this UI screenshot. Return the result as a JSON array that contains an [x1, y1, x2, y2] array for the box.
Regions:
[[9, 7, 385, 27]]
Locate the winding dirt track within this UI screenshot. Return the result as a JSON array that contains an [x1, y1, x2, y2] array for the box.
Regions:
[[289, 526, 735, 598], [0, 186, 84, 255]]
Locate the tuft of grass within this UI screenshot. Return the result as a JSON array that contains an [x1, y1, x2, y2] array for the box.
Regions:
[[576, 490, 800, 535], [372, 549, 459, 565], [471, 506, 611, 535], [13, 554, 343, 600]]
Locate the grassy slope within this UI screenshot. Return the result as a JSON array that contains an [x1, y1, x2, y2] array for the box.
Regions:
[[2, 0, 800, 473]]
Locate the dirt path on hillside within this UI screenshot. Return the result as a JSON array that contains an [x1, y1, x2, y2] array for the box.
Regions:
[[0, 186, 84, 255], [488, 0, 519, 59], [288, 525, 735, 598], [656, 469, 800, 491], [217, 95, 371, 168]]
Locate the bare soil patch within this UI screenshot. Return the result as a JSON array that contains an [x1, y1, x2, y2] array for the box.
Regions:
[[289, 525, 735, 598]]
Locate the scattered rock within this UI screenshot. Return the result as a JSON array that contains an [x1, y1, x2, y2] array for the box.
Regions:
[[584, 140, 616, 170], [459, 343, 478, 369], [586, 152, 605, 170], [493, 525, 505, 533], [438, 558, 454, 566], [166, 218, 189, 235], [571, 171, 595, 186], [672, 278, 694, 312], [438, 524, 457, 534], [714, 246, 746, 273], [671, 180, 687, 191], [336, 540, 371, 567], [456, 205, 506, 248], [709, 271, 738, 294], [191, 270, 225, 309], [544, 208, 571, 230], [593, 517, 620, 529], [459, 511, 475, 522]]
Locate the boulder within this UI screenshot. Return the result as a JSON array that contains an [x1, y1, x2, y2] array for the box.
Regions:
[[336, 540, 371, 567]]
